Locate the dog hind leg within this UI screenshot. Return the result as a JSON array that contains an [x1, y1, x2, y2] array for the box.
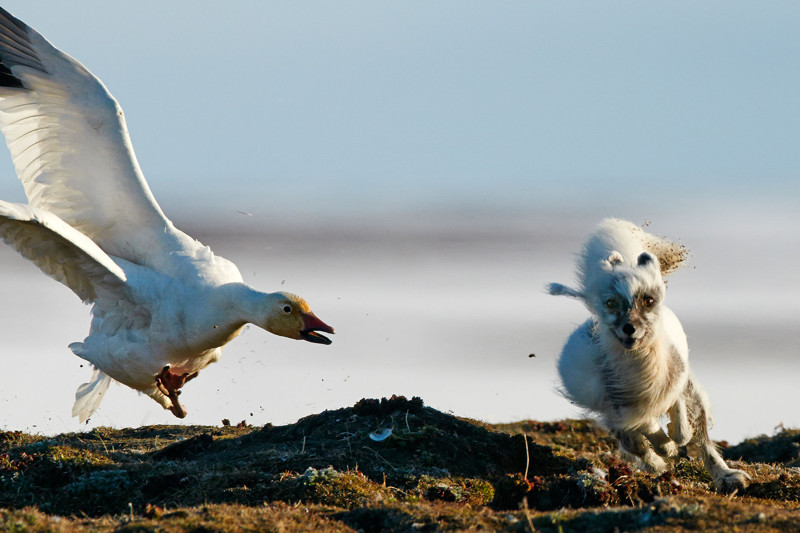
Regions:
[[686, 378, 750, 493]]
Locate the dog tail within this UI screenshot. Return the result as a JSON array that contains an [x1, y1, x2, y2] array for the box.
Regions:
[[546, 282, 585, 300]]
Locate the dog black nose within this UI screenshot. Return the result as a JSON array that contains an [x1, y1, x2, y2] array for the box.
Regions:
[[622, 324, 635, 335]]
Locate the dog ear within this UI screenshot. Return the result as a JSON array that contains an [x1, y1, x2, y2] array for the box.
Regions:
[[637, 252, 654, 266], [601, 251, 624, 271], [637, 252, 664, 285]]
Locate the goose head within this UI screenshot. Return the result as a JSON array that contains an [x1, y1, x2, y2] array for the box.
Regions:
[[265, 292, 334, 345]]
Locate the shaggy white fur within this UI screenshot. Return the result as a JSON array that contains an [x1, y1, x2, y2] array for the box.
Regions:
[[548, 218, 749, 493]]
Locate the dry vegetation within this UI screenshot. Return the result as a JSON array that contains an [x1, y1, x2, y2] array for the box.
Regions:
[[0, 396, 799, 532]]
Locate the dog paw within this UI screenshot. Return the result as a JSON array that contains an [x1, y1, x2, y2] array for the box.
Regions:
[[641, 453, 669, 475], [653, 440, 678, 458], [666, 422, 692, 447], [714, 468, 750, 494]]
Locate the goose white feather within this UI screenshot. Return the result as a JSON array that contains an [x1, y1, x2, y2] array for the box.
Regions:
[[0, 8, 334, 422]]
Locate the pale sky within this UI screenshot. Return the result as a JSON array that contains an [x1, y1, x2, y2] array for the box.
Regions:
[[0, 1, 798, 219]]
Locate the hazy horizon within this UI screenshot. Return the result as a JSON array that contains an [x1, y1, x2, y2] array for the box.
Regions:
[[1, 204, 798, 443]]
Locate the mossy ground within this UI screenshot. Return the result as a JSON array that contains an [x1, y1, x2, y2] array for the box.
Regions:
[[0, 396, 798, 532]]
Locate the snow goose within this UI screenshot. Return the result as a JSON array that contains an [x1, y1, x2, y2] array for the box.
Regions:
[[0, 8, 334, 422]]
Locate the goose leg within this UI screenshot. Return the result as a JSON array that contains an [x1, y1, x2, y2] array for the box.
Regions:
[[155, 366, 198, 418]]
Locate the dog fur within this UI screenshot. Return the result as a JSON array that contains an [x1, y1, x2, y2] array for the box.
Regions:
[[548, 218, 749, 493]]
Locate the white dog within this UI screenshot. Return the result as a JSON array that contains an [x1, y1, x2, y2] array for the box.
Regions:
[[548, 218, 749, 493]]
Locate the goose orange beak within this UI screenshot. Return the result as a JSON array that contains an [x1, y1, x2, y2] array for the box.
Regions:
[[299, 311, 334, 345]]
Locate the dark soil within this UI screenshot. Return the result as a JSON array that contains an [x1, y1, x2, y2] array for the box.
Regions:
[[0, 396, 798, 532]]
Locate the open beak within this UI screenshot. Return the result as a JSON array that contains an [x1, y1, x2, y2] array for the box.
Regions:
[[299, 311, 335, 345]]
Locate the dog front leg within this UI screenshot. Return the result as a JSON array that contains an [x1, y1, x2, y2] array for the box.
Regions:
[[667, 395, 692, 447], [640, 418, 678, 458], [615, 428, 668, 474]]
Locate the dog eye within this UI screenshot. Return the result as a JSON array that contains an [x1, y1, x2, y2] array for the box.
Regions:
[[642, 297, 655, 308], [605, 299, 618, 310], [282, 305, 292, 313]]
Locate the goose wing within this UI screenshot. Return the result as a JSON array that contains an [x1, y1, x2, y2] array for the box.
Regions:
[[0, 200, 128, 304], [0, 8, 172, 264]]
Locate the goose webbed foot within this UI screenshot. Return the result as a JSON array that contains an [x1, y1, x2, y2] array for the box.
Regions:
[[155, 366, 198, 419]]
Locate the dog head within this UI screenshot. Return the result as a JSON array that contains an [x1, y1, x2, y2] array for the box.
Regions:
[[588, 251, 666, 351]]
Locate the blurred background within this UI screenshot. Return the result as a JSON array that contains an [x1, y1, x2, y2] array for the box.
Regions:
[[0, 1, 797, 442]]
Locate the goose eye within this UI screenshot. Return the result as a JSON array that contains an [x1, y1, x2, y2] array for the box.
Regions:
[[605, 298, 618, 311], [282, 305, 292, 314], [642, 296, 655, 308]]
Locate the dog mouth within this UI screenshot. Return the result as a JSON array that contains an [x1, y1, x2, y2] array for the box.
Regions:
[[621, 338, 637, 349], [617, 336, 639, 350]]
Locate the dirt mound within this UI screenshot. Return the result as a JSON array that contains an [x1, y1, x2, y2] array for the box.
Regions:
[[725, 426, 800, 466], [0, 396, 574, 516], [0, 397, 799, 531]]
